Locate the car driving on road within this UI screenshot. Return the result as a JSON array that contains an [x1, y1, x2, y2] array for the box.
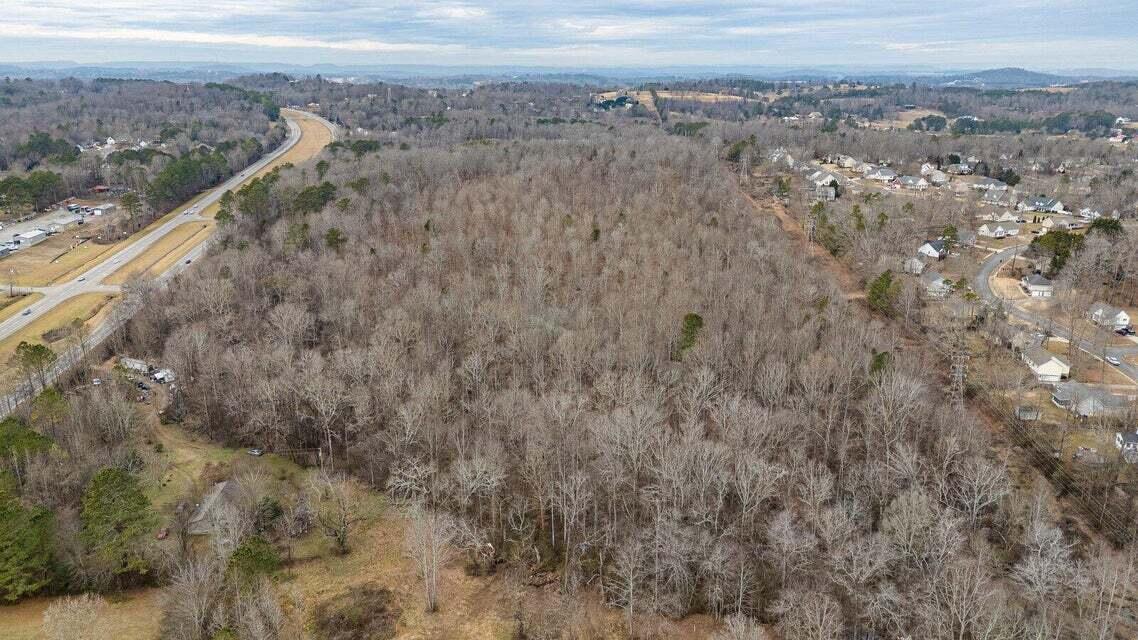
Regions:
[[1106, 355, 1121, 366]]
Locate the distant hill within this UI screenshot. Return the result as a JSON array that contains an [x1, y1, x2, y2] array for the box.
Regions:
[[939, 67, 1070, 88]]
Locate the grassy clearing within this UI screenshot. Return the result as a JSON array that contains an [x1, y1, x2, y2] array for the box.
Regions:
[[103, 221, 213, 285], [1, 232, 121, 287], [0, 292, 43, 322], [0, 588, 164, 640]]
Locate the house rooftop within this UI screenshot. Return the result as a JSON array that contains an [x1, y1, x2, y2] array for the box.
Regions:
[[1024, 346, 1068, 369], [1089, 301, 1123, 317], [1024, 273, 1053, 287], [920, 270, 946, 286]]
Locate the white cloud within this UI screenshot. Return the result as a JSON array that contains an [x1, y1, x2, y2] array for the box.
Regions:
[[417, 4, 488, 20], [0, 21, 464, 53]]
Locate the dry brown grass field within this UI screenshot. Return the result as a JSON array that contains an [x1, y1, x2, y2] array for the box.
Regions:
[[103, 221, 213, 285], [0, 292, 116, 392], [0, 292, 42, 322]]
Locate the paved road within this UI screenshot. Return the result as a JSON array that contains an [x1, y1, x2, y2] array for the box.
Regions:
[[1, 110, 337, 417], [974, 245, 1138, 383]]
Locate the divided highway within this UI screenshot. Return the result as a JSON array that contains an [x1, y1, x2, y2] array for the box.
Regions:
[[1, 110, 337, 416]]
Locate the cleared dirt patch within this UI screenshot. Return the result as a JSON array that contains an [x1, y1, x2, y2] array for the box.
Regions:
[[104, 221, 213, 285]]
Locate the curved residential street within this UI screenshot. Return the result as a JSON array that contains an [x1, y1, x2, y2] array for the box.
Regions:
[[1, 109, 337, 415], [975, 245, 1138, 383]]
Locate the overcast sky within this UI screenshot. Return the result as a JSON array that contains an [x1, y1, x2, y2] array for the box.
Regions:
[[2, 1, 1136, 70]]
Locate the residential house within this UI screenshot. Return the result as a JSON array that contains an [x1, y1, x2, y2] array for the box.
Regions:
[[866, 167, 898, 182], [1116, 430, 1138, 454], [921, 270, 952, 297], [814, 184, 837, 201], [984, 210, 1022, 223], [808, 170, 842, 188], [903, 256, 926, 275], [1052, 381, 1128, 418], [926, 170, 949, 186], [956, 229, 977, 247], [1088, 302, 1131, 330], [837, 155, 858, 169], [1021, 273, 1054, 297], [919, 162, 938, 175], [977, 221, 1021, 238], [1023, 346, 1070, 382], [1077, 207, 1104, 220], [187, 480, 244, 537], [1018, 196, 1065, 213], [945, 163, 973, 175], [1041, 215, 1084, 231], [898, 175, 929, 190], [855, 161, 876, 175], [769, 148, 796, 169], [980, 190, 1015, 207], [971, 177, 1009, 192], [917, 240, 947, 260]]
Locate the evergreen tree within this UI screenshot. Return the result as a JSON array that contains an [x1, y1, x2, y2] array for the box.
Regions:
[[81, 468, 156, 579], [0, 478, 54, 601]]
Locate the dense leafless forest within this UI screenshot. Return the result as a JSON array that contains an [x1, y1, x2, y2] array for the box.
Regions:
[[111, 95, 1136, 636], [3, 75, 1138, 638]]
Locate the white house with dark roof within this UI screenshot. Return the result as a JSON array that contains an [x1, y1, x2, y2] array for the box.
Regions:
[[1023, 346, 1070, 382], [1021, 273, 1054, 297], [981, 190, 1015, 207], [945, 163, 973, 175], [917, 240, 947, 260], [1088, 302, 1131, 330], [1116, 430, 1138, 454]]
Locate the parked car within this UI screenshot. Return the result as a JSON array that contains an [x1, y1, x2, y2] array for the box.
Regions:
[[1106, 355, 1121, 366], [247, 448, 264, 457], [137, 381, 151, 391], [92, 378, 102, 386]]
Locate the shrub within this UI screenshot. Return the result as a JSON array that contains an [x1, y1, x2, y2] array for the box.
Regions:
[[313, 584, 399, 640]]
